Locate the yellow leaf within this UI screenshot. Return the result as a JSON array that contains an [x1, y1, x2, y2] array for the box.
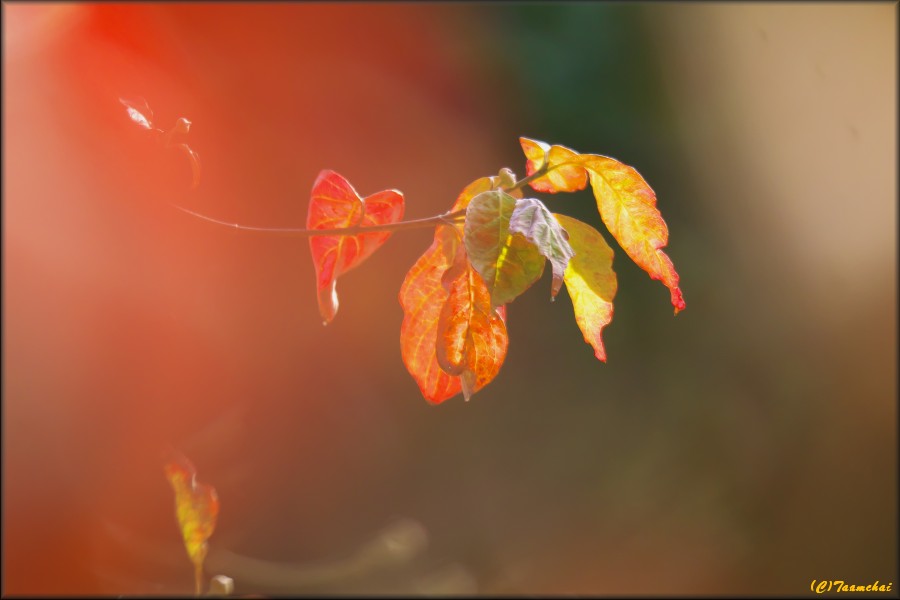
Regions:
[[582, 157, 684, 313], [554, 214, 617, 361], [164, 456, 219, 596]]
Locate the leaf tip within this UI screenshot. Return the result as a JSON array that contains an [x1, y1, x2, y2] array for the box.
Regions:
[[519, 136, 549, 151], [317, 281, 339, 325], [461, 370, 476, 402], [550, 275, 565, 301], [671, 287, 686, 315]]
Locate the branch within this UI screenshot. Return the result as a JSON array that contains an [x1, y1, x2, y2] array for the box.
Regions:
[[173, 204, 465, 237], [172, 162, 549, 237]]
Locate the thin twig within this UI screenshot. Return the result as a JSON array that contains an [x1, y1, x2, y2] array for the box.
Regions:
[[505, 163, 550, 192], [172, 204, 465, 237], [172, 161, 551, 238]]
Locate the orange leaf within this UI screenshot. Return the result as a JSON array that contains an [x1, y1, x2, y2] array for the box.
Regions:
[[399, 225, 462, 403], [435, 241, 508, 401], [520, 137, 587, 193], [582, 157, 685, 313], [164, 455, 219, 596], [308, 170, 404, 324], [399, 177, 509, 403]]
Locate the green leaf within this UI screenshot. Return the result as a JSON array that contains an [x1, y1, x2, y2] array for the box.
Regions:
[[509, 198, 575, 300], [464, 190, 546, 308]]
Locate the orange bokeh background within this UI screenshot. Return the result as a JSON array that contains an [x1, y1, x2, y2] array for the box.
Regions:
[[4, 4, 510, 594]]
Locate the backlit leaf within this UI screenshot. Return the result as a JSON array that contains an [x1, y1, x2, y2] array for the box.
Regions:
[[164, 455, 219, 596], [399, 178, 509, 403], [308, 170, 404, 324], [399, 225, 462, 403], [520, 137, 587, 193], [554, 214, 617, 361], [435, 240, 508, 401], [464, 190, 546, 308], [519, 139, 684, 314], [582, 157, 685, 314], [508, 197, 575, 299]]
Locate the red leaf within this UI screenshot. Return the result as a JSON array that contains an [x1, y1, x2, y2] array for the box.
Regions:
[[307, 170, 404, 324]]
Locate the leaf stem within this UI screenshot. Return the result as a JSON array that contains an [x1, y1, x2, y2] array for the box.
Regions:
[[173, 204, 465, 237], [173, 162, 549, 238], [505, 163, 550, 192], [194, 562, 202, 597]]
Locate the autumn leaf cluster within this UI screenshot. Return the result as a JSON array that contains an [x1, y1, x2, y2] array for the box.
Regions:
[[307, 138, 684, 403], [122, 98, 685, 405], [126, 104, 688, 594]]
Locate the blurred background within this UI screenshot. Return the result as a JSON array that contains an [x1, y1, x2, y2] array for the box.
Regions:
[[3, 2, 896, 595]]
